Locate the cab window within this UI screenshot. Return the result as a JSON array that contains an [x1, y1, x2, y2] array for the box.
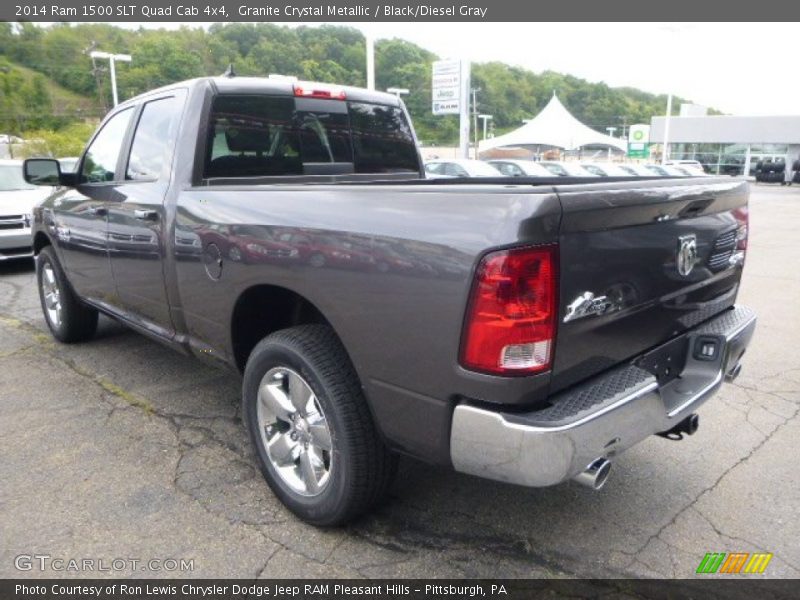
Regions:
[[126, 94, 185, 181], [80, 108, 134, 183], [204, 94, 420, 179]]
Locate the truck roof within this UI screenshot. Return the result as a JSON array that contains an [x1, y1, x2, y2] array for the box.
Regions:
[[118, 76, 402, 108]]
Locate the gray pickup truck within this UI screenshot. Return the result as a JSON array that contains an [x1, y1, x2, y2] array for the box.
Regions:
[[23, 76, 756, 525]]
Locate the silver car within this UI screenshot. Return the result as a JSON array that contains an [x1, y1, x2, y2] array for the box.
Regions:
[[0, 160, 53, 261]]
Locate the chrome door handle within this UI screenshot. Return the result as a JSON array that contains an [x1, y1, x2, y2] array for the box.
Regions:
[[133, 209, 158, 221], [88, 206, 107, 216]]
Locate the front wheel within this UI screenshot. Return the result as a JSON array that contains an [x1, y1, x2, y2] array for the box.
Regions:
[[37, 246, 98, 343], [243, 325, 396, 526]]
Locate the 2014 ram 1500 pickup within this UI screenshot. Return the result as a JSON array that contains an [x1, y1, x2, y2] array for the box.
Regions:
[[24, 76, 756, 525]]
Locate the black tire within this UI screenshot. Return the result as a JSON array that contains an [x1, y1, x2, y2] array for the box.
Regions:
[[36, 245, 98, 343], [243, 324, 397, 526]]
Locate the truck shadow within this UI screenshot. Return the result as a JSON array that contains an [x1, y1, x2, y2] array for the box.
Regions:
[[0, 258, 35, 276], [12, 293, 720, 579]]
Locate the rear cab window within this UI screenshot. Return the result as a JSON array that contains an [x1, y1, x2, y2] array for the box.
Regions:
[[126, 93, 186, 182], [204, 94, 420, 180]]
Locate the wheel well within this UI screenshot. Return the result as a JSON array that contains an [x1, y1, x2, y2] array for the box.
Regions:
[[231, 285, 331, 372], [33, 231, 51, 254]]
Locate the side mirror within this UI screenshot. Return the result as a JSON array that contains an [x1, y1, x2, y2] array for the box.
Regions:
[[23, 158, 76, 187]]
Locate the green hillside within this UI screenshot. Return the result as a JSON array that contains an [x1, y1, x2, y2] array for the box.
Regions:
[[0, 56, 103, 133], [0, 22, 708, 146]]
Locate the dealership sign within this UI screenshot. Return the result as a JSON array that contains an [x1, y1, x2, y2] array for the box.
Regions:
[[628, 124, 650, 158], [432, 59, 463, 115]]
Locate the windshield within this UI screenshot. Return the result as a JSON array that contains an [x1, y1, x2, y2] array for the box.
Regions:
[[516, 162, 552, 176], [581, 165, 607, 176], [563, 164, 596, 176], [589, 164, 631, 176], [0, 165, 36, 191], [645, 165, 669, 176], [540, 162, 567, 176]]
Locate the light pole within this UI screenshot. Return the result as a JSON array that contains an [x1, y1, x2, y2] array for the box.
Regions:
[[605, 128, 617, 160], [387, 87, 409, 100], [365, 34, 375, 91], [470, 87, 481, 159], [662, 93, 673, 164], [478, 114, 493, 140], [89, 51, 131, 106]]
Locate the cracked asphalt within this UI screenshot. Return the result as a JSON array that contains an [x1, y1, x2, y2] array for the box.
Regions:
[[1, 185, 798, 579]]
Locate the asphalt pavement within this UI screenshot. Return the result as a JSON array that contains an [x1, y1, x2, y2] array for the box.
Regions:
[[1, 184, 798, 579]]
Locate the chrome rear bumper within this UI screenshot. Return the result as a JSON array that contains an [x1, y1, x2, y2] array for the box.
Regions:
[[450, 305, 756, 488]]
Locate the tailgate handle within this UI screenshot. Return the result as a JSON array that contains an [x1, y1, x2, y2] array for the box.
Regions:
[[679, 198, 714, 218]]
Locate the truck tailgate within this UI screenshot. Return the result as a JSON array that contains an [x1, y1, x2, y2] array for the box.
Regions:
[[551, 177, 748, 392]]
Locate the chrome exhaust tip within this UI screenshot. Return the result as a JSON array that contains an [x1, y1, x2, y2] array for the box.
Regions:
[[573, 458, 611, 490], [685, 413, 700, 435], [725, 363, 742, 382]]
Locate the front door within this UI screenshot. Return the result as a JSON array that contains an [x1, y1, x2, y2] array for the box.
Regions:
[[106, 92, 186, 335], [55, 107, 135, 304]]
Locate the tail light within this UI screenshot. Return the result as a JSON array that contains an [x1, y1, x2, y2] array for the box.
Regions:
[[293, 83, 347, 100], [733, 206, 748, 251], [460, 245, 558, 376]]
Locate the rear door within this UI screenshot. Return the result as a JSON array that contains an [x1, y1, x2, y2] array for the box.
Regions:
[[106, 91, 186, 335], [551, 178, 748, 391]]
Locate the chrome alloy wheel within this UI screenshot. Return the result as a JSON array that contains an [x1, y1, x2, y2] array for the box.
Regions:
[[257, 367, 333, 496], [41, 262, 62, 328]]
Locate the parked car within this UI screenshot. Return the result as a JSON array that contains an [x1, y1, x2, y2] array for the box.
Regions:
[[538, 161, 599, 177], [614, 163, 653, 176], [0, 160, 53, 261], [579, 162, 639, 177], [23, 76, 755, 526], [644, 164, 691, 177], [665, 160, 706, 174], [487, 159, 553, 177], [669, 165, 710, 177], [425, 159, 502, 178]]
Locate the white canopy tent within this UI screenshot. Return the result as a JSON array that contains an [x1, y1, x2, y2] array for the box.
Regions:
[[479, 93, 628, 154]]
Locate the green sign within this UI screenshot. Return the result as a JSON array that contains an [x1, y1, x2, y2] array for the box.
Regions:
[[627, 124, 650, 158], [628, 144, 649, 159]]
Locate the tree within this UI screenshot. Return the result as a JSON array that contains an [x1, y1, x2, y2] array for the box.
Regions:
[[1, 23, 715, 145]]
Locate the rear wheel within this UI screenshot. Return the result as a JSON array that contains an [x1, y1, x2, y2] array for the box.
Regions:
[[243, 324, 397, 526], [36, 246, 98, 343]]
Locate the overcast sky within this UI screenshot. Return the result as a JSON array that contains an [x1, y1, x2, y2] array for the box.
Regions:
[[112, 22, 796, 115]]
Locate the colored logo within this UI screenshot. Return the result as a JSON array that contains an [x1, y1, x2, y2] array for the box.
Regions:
[[696, 552, 773, 574]]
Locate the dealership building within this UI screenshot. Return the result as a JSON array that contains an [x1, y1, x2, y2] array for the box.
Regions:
[[649, 113, 800, 177]]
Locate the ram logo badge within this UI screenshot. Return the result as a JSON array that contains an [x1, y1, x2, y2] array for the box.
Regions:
[[677, 234, 698, 276]]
